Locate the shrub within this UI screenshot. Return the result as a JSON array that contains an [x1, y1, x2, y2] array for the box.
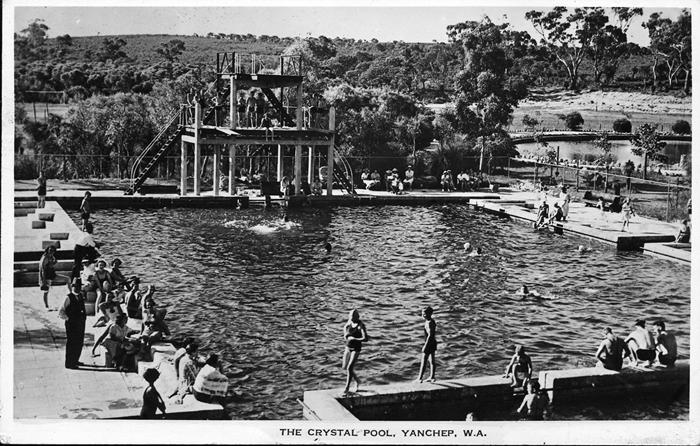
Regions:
[[521, 114, 539, 129], [671, 120, 690, 134], [612, 118, 632, 133], [559, 112, 584, 131]]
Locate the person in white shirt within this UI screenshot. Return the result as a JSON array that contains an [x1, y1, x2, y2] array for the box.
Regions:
[[193, 353, 229, 405]]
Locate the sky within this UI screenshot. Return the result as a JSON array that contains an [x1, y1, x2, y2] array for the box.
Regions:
[[13, 4, 687, 46]]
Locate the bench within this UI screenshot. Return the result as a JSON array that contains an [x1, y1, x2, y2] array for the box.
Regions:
[[582, 190, 622, 213]]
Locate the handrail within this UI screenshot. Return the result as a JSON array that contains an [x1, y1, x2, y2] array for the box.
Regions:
[[130, 107, 182, 183]]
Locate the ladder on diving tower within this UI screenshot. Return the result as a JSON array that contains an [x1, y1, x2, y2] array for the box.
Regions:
[[125, 86, 230, 195]]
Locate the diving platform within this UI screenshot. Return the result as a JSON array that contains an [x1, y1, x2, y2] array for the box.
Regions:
[[183, 125, 334, 146]]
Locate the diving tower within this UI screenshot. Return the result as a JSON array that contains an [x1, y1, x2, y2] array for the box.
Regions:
[[126, 52, 354, 197]]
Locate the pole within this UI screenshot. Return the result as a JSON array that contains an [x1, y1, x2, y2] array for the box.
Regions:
[[229, 145, 236, 195], [327, 107, 336, 196], [666, 181, 671, 222], [180, 140, 187, 196], [576, 168, 579, 191]]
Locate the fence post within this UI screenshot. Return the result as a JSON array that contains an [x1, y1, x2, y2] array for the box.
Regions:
[[576, 168, 579, 191], [666, 181, 671, 222], [675, 178, 680, 213]]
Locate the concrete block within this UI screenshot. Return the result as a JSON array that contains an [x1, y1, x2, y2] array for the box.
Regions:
[[42, 241, 60, 249], [26, 208, 36, 214], [15, 201, 39, 208], [50, 232, 70, 240], [15, 209, 29, 217], [31, 221, 46, 229], [38, 213, 55, 222]]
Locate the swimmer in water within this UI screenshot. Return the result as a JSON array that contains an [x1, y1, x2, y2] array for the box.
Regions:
[[468, 247, 482, 257], [577, 245, 592, 253], [324, 243, 332, 254], [463, 242, 473, 253], [516, 284, 541, 298]]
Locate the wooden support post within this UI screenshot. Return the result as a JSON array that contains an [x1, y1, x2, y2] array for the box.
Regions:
[[277, 145, 283, 181], [180, 140, 187, 196], [229, 145, 236, 195], [307, 146, 313, 183], [230, 76, 237, 128], [194, 102, 201, 196], [213, 146, 220, 196], [327, 107, 336, 196], [294, 81, 303, 195]]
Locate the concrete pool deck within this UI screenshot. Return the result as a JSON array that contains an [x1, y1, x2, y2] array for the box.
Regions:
[[16, 186, 688, 261], [12, 287, 224, 419]]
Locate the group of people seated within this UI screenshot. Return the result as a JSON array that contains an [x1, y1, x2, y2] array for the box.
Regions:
[[74, 253, 171, 373], [442, 170, 490, 192], [167, 337, 230, 406], [595, 319, 678, 371], [279, 175, 324, 197], [534, 186, 571, 229], [360, 166, 414, 192]]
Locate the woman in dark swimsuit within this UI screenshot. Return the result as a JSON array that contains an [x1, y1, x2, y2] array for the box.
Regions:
[[342, 309, 367, 393], [92, 259, 114, 304], [417, 306, 437, 382]]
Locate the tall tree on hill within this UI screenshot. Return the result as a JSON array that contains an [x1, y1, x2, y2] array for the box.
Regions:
[[447, 17, 527, 171], [644, 9, 692, 92], [156, 39, 186, 62], [526, 7, 610, 90], [588, 8, 643, 85], [98, 37, 128, 62], [630, 123, 666, 180]]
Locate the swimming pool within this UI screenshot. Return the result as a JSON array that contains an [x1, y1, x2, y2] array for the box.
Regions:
[[82, 204, 690, 419]]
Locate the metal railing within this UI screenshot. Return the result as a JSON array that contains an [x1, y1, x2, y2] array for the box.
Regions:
[[129, 107, 182, 184], [216, 52, 302, 76]]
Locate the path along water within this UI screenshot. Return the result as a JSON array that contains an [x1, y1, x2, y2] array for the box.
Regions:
[[76, 205, 689, 419]]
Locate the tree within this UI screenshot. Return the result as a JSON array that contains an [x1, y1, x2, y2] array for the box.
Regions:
[[447, 17, 528, 171], [630, 123, 666, 179], [526, 7, 610, 90], [588, 8, 642, 84], [644, 10, 692, 92], [559, 112, 584, 130], [612, 118, 632, 133], [522, 114, 539, 130], [671, 120, 690, 134], [21, 19, 49, 48], [156, 39, 185, 62], [98, 37, 128, 62]]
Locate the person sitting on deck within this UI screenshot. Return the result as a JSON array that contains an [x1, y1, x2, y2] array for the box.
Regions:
[[595, 327, 630, 371], [367, 170, 381, 191], [246, 90, 257, 127], [403, 166, 415, 191], [93, 291, 124, 328], [390, 169, 401, 194], [280, 176, 291, 197], [92, 259, 114, 303], [385, 169, 394, 192], [534, 200, 549, 229], [193, 353, 229, 405], [170, 342, 204, 404], [457, 171, 469, 191], [624, 319, 656, 367], [141, 303, 171, 349], [109, 258, 128, 291], [653, 320, 677, 367], [141, 286, 160, 320], [124, 277, 143, 318], [311, 177, 323, 196], [140, 368, 166, 419], [92, 313, 140, 371], [676, 219, 690, 243], [548, 202, 564, 224], [504, 345, 533, 387], [258, 112, 274, 141], [441, 170, 455, 192], [516, 380, 549, 420]]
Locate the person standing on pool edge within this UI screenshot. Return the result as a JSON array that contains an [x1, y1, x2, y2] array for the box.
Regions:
[[417, 306, 437, 383], [342, 309, 367, 393], [79, 191, 92, 231], [37, 170, 47, 208], [58, 278, 87, 369]]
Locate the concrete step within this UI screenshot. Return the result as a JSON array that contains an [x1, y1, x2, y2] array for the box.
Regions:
[[32, 221, 46, 229], [42, 240, 61, 249], [38, 213, 55, 222], [50, 232, 70, 240], [14, 259, 73, 273], [14, 270, 70, 287], [15, 208, 36, 217], [15, 201, 38, 208]]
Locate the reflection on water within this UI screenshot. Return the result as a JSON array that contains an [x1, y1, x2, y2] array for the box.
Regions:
[[83, 205, 690, 419]]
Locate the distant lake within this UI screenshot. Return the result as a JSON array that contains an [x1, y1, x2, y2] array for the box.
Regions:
[[515, 139, 691, 166]]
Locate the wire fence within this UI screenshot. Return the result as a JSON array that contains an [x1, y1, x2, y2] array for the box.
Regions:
[[16, 152, 691, 221]]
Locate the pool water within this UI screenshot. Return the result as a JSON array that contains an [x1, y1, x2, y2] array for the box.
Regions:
[[79, 205, 690, 419]]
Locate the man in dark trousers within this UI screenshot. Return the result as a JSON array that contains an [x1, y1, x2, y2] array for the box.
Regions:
[[71, 222, 100, 280], [59, 278, 87, 369]]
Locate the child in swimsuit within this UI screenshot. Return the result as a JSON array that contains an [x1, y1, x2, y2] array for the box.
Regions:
[[342, 309, 367, 393], [504, 345, 533, 387], [417, 306, 437, 383]]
